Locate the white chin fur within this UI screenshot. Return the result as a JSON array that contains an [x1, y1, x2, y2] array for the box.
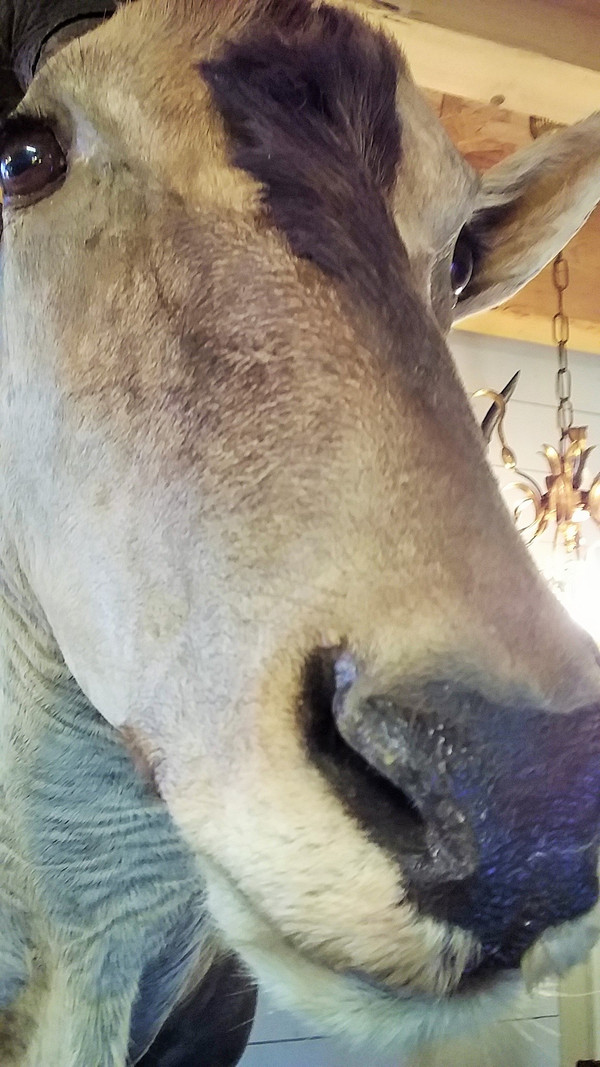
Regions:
[[201, 860, 522, 1054], [522, 907, 600, 990]]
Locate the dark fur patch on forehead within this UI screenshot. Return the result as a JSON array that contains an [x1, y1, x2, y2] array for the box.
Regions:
[[201, 1, 406, 303]]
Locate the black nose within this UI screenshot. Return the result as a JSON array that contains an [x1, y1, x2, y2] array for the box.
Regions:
[[305, 657, 600, 968]]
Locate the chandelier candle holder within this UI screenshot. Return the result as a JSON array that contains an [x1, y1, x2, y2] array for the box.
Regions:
[[478, 254, 600, 554], [476, 114, 600, 640]]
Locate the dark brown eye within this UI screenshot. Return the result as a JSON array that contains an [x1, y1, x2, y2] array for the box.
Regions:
[[0, 118, 67, 204], [450, 227, 474, 298]]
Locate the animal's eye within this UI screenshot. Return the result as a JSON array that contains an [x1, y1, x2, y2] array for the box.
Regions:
[[450, 228, 474, 298], [0, 118, 67, 205]]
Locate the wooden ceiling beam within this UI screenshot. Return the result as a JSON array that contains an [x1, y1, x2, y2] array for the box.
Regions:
[[358, 0, 600, 74], [337, 0, 600, 124]]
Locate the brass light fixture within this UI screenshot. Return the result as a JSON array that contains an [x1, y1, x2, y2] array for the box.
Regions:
[[480, 252, 600, 555], [480, 114, 600, 555], [475, 117, 600, 641]]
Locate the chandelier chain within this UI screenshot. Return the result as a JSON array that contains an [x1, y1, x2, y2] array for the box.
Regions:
[[476, 126, 600, 559], [552, 252, 573, 439]]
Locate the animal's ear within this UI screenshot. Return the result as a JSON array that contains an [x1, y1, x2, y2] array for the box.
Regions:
[[454, 113, 600, 320]]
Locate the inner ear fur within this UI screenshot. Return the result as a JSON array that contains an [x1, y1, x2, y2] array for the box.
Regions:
[[454, 111, 600, 320]]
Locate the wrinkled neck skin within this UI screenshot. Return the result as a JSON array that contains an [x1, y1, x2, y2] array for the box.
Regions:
[[0, 571, 523, 1062], [0, 559, 212, 1067]]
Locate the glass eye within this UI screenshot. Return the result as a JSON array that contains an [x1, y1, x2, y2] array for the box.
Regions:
[[450, 227, 474, 298], [0, 118, 67, 205]]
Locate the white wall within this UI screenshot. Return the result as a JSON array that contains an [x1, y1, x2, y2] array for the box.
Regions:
[[238, 329, 600, 1067]]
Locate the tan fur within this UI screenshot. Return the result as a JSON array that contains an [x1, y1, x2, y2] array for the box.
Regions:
[[1, 1, 600, 1061]]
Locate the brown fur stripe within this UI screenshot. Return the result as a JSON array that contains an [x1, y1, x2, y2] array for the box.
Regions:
[[201, 2, 406, 303]]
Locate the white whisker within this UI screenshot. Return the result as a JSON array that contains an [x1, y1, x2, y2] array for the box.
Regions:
[[527, 1017, 559, 1039]]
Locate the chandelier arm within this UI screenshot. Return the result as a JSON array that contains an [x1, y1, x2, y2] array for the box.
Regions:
[[573, 445, 595, 490], [479, 251, 599, 552], [588, 478, 600, 525], [478, 371, 521, 445], [505, 479, 545, 540], [541, 444, 561, 477], [512, 470, 543, 497]]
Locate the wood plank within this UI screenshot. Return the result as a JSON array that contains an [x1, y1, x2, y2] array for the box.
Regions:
[[366, 0, 600, 74], [338, 0, 600, 122], [455, 303, 600, 356], [424, 90, 533, 170]]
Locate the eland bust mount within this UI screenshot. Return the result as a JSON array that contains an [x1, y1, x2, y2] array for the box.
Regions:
[[2, 1, 600, 1064]]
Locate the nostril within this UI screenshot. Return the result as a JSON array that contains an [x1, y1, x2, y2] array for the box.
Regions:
[[331, 674, 481, 883], [301, 648, 344, 757], [302, 654, 600, 945], [302, 652, 491, 887], [300, 649, 428, 857], [322, 669, 600, 949]]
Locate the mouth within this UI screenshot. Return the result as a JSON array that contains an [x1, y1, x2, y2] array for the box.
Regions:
[[201, 848, 523, 1053], [172, 648, 600, 1055], [199, 809, 600, 1056]]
